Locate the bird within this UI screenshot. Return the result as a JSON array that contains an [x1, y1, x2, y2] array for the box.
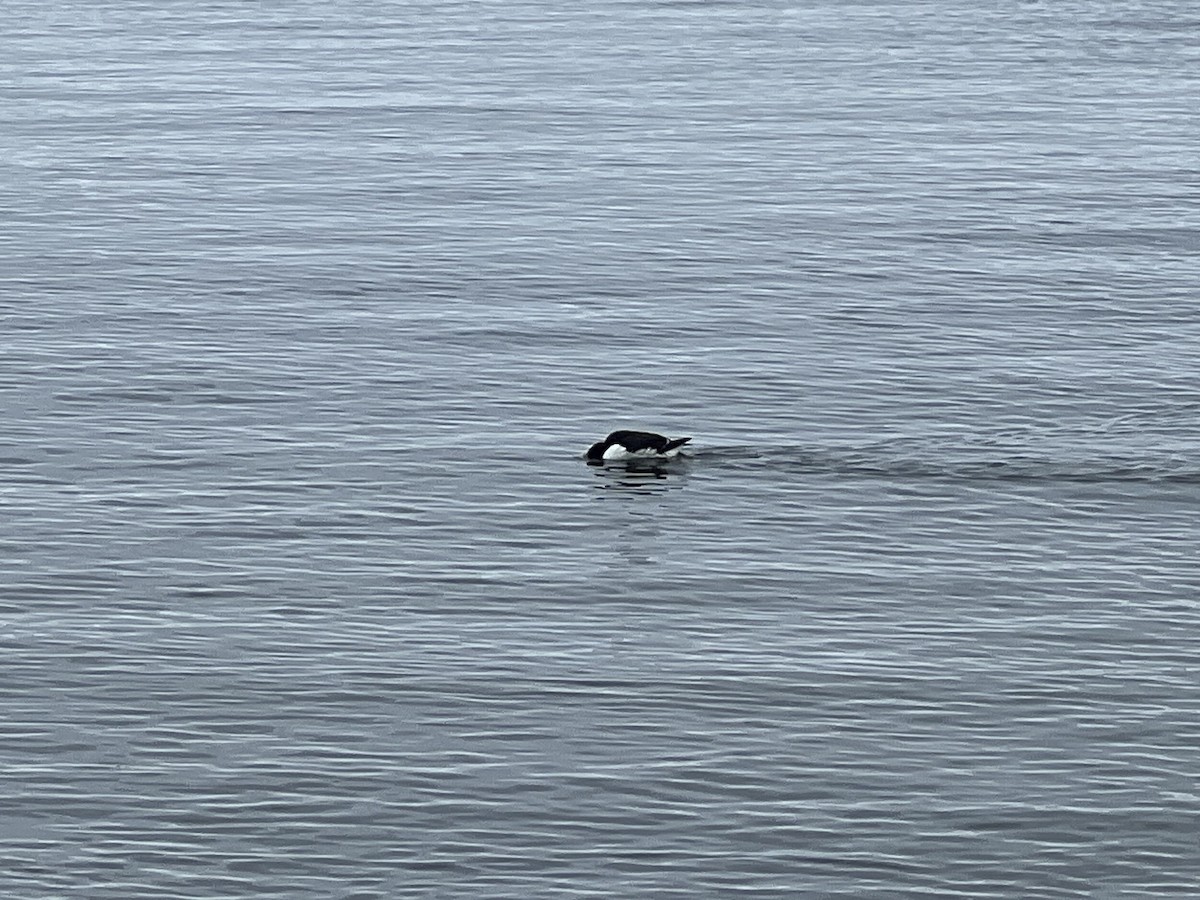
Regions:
[[585, 430, 692, 462]]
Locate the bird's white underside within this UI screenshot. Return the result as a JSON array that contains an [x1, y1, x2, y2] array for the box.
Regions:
[[602, 444, 683, 461]]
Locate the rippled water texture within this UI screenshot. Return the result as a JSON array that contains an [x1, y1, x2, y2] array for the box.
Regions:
[[3, 0, 1199, 897]]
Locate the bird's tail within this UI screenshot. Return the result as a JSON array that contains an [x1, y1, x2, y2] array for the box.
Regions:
[[663, 437, 692, 454]]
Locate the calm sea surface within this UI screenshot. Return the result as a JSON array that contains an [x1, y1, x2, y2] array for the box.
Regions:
[[3, 1, 1199, 897]]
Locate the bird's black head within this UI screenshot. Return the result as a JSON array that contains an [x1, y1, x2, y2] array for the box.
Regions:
[[585, 440, 608, 461]]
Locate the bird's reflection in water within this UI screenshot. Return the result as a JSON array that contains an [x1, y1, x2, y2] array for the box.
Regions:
[[587, 458, 688, 495]]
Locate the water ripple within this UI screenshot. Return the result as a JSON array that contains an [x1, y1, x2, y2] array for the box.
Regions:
[[4, 0, 1200, 896]]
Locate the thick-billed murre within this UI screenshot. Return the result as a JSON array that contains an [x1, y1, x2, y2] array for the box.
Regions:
[[585, 430, 692, 462]]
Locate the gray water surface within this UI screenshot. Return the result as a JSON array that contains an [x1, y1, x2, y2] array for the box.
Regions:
[[3, 1, 1199, 897]]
